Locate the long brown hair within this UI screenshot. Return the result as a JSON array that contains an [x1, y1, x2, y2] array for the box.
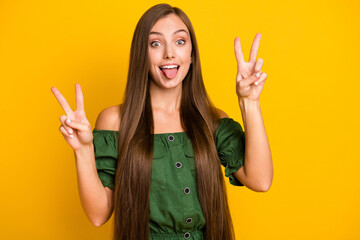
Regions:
[[114, 4, 235, 239]]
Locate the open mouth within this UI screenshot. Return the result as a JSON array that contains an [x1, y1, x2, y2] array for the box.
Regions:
[[159, 65, 180, 79]]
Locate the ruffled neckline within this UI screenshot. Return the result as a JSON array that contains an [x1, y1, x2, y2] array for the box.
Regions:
[[92, 117, 232, 136]]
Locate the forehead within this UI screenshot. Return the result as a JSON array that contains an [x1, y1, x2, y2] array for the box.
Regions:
[[150, 14, 189, 34]]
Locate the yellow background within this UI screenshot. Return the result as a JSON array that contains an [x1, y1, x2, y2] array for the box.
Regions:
[[1, 0, 359, 239]]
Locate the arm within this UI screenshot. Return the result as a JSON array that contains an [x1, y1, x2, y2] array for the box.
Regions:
[[235, 99, 272, 192], [72, 106, 119, 226], [51, 85, 114, 226], [74, 145, 113, 227], [78, 105, 120, 226], [232, 34, 273, 192]]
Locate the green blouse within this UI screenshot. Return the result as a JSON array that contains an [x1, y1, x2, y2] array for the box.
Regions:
[[92, 118, 245, 240]]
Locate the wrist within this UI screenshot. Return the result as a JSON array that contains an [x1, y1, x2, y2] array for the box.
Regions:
[[238, 98, 260, 109], [74, 143, 94, 157], [238, 98, 261, 129]]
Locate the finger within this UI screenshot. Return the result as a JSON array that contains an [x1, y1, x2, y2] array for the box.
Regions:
[[65, 117, 91, 133], [249, 33, 262, 63], [255, 72, 268, 86], [51, 87, 74, 116], [236, 71, 243, 82], [239, 73, 260, 88], [59, 115, 74, 135], [75, 84, 85, 112], [59, 125, 74, 139], [234, 37, 245, 64], [254, 58, 264, 72]]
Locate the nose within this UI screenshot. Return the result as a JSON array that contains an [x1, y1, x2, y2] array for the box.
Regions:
[[163, 45, 175, 59]]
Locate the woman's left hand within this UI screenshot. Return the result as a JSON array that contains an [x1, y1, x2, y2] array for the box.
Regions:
[[234, 33, 268, 101]]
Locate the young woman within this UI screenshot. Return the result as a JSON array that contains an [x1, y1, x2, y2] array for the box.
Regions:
[[51, 3, 272, 240]]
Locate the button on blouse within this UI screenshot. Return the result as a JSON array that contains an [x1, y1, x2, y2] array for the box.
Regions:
[[92, 118, 246, 239]]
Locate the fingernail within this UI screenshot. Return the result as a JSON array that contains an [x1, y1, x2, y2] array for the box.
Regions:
[[255, 72, 260, 78], [255, 81, 258, 85], [67, 118, 71, 124], [68, 128, 73, 134], [70, 134, 73, 138]]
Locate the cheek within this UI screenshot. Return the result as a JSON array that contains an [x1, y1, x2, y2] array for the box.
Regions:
[[177, 49, 192, 64], [149, 65, 158, 80], [148, 52, 156, 65], [148, 51, 160, 75], [149, 48, 163, 60]]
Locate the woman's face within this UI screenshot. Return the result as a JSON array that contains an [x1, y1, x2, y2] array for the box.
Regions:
[[148, 14, 192, 90]]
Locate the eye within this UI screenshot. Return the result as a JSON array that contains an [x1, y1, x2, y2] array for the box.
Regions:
[[150, 41, 161, 47], [176, 39, 185, 45]]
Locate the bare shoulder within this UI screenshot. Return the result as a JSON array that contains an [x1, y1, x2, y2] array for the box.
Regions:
[[94, 104, 121, 131], [216, 108, 229, 119]]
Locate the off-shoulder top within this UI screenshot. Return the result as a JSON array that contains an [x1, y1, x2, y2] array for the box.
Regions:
[[92, 118, 245, 240]]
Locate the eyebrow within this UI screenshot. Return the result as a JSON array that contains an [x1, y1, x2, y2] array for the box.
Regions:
[[149, 29, 189, 36]]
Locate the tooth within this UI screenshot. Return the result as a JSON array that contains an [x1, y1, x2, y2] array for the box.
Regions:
[[162, 65, 178, 69]]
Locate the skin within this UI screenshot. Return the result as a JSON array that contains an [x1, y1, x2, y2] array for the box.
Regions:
[[148, 14, 192, 134], [148, 14, 192, 90], [50, 13, 272, 227], [233, 34, 273, 192]]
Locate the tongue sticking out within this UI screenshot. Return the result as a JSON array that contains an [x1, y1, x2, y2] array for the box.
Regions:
[[162, 68, 178, 79]]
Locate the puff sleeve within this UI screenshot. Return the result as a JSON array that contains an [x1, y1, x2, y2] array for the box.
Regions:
[[92, 130, 118, 190], [215, 118, 245, 186]]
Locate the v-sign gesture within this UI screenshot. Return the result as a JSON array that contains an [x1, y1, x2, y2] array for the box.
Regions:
[[51, 84, 93, 152], [234, 33, 268, 101]]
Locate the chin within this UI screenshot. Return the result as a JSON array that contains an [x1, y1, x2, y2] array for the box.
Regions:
[[155, 78, 183, 90]]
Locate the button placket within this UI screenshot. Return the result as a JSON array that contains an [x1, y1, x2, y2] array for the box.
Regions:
[[166, 135, 196, 234]]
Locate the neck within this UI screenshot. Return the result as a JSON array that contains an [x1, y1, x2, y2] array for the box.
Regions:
[[149, 82, 182, 114]]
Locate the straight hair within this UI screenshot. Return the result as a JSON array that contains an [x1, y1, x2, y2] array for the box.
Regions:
[[114, 4, 235, 239]]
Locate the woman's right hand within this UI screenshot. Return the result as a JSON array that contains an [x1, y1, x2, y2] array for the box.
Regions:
[[51, 84, 93, 152]]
